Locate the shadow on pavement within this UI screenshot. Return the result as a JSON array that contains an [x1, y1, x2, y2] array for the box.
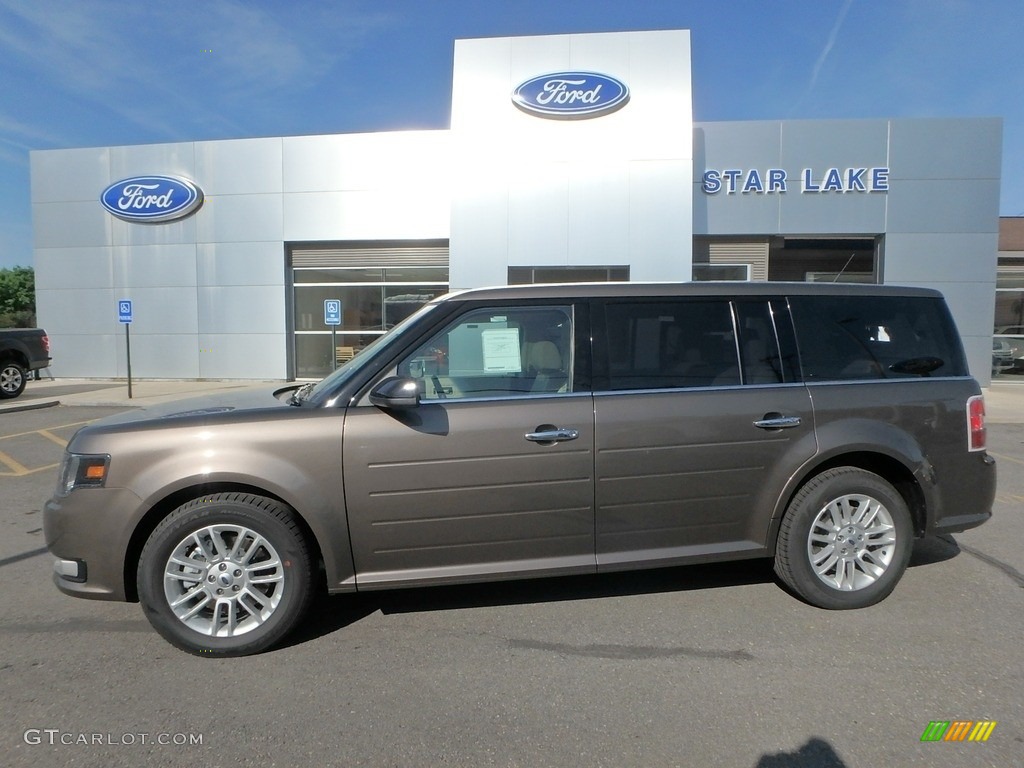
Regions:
[[285, 537, 965, 651], [755, 737, 849, 767], [908, 534, 960, 568], [284, 558, 777, 649]]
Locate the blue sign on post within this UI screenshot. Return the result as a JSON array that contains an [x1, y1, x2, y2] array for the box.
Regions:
[[324, 299, 342, 326], [118, 300, 135, 398]]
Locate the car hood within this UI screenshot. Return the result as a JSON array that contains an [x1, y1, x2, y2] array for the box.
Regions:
[[80, 385, 300, 430]]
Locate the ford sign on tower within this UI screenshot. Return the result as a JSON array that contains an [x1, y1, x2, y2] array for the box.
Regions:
[[100, 176, 204, 223], [512, 72, 629, 119]]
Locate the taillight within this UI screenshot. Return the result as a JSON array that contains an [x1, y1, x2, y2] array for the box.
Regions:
[[42, 335, 50, 353], [967, 395, 986, 452]]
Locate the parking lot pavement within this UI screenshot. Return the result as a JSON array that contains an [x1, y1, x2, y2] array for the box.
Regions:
[[984, 381, 1024, 423], [0, 378, 287, 414]]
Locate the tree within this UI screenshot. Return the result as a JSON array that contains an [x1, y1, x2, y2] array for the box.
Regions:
[[0, 266, 36, 327]]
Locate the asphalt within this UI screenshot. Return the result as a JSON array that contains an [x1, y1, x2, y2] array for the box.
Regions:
[[3, 376, 1024, 422]]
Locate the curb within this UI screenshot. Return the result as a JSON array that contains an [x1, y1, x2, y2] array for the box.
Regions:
[[0, 398, 61, 415]]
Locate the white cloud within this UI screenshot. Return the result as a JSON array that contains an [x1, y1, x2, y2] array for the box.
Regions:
[[0, 0, 392, 142], [808, 0, 854, 91]]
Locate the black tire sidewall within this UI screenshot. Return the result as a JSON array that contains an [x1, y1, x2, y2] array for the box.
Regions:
[[777, 469, 913, 610], [137, 495, 311, 657]]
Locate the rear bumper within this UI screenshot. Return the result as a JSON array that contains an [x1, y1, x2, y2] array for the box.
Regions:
[[928, 452, 996, 536], [932, 510, 993, 534]]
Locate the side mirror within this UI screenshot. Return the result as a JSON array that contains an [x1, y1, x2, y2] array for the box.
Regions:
[[369, 377, 422, 410]]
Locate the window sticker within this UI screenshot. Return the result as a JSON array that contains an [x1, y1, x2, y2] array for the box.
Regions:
[[481, 328, 522, 372]]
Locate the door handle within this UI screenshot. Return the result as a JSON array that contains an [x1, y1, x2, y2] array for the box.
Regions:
[[753, 415, 802, 430], [525, 428, 579, 443]]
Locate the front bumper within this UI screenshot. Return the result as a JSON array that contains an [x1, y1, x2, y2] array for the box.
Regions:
[[43, 486, 145, 602]]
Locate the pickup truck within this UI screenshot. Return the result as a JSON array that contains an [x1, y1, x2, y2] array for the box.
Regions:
[[0, 328, 50, 399]]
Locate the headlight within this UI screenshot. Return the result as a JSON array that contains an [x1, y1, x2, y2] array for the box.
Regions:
[[57, 453, 110, 495]]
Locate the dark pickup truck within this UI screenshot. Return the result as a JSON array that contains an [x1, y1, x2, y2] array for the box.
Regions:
[[0, 328, 50, 399]]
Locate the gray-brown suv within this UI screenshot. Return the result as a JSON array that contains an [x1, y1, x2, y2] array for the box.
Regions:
[[44, 283, 996, 656]]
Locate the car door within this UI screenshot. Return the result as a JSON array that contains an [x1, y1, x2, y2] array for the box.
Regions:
[[592, 297, 817, 570], [342, 302, 597, 587]]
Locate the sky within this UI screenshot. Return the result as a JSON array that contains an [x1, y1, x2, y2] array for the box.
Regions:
[[0, 0, 1022, 269]]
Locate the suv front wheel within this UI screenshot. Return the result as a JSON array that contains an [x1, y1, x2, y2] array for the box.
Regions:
[[774, 467, 913, 609], [137, 493, 313, 657]]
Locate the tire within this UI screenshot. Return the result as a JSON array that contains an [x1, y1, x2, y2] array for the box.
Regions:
[[137, 493, 313, 657], [774, 467, 913, 610], [0, 360, 27, 399]]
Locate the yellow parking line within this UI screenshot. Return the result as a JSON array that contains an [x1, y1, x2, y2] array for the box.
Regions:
[[36, 429, 68, 448], [990, 451, 1024, 467], [0, 419, 96, 442], [0, 450, 31, 476], [0, 462, 60, 478]]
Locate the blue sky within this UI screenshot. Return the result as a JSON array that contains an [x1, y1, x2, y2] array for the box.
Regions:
[[1, 0, 1021, 269]]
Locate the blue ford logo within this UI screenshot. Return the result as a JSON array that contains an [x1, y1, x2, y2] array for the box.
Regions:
[[512, 71, 629, 119], [100, 176, 203, 223]]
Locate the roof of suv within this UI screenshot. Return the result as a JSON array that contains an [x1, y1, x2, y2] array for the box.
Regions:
[[440, 282, 945, 302]]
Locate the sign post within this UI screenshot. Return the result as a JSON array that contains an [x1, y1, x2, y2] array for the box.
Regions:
[[324, 299, 342, 370], [118, 300, 133, 399]]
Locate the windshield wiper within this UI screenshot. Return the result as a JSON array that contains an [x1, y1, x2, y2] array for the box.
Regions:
[[288, 382, 316, 406]]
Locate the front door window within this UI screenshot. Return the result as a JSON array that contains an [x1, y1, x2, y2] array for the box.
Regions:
[[397, 306, 574, 399]]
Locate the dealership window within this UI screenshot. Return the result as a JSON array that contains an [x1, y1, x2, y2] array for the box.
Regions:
[[993, 260, 1024, 379], [692, 264, 750, 281], [693, 238, 767, 281], [508, 266, 629, 284], [290, 242, 448, 379], [768, 237, 879, 283], [693, 237, 880, 283]]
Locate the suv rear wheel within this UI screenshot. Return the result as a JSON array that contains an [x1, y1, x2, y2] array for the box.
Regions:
[[774, 467, 912, 609], [137, 493, 313, 657], [0, 360, 27, 399]]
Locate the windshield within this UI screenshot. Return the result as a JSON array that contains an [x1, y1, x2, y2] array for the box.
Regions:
[[302, 302, 441, 406]]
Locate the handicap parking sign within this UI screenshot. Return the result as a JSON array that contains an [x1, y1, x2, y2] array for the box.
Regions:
[[324, 299, 342, 326], [118, 300, 133, 324]]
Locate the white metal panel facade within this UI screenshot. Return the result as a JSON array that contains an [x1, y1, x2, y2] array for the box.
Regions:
[[449, 30, 694, 289], [32, 131, 452, 378]]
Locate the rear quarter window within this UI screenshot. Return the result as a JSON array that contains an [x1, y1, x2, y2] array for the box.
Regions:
[[789, 295, 968, 381]]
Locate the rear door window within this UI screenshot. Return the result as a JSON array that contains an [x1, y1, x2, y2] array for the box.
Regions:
[[789, 295, 968, 380], [595, 300, 740, 390]]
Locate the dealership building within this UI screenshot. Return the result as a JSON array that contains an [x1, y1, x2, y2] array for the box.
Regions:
[[30, 29, 1003, 384]]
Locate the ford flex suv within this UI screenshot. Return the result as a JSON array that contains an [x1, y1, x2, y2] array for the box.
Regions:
[[44, 283, 996, 656]]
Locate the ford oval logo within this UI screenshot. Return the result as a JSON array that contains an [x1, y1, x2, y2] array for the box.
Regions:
[[100, 175, 204, 223], [512, 71, 630, 119]]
